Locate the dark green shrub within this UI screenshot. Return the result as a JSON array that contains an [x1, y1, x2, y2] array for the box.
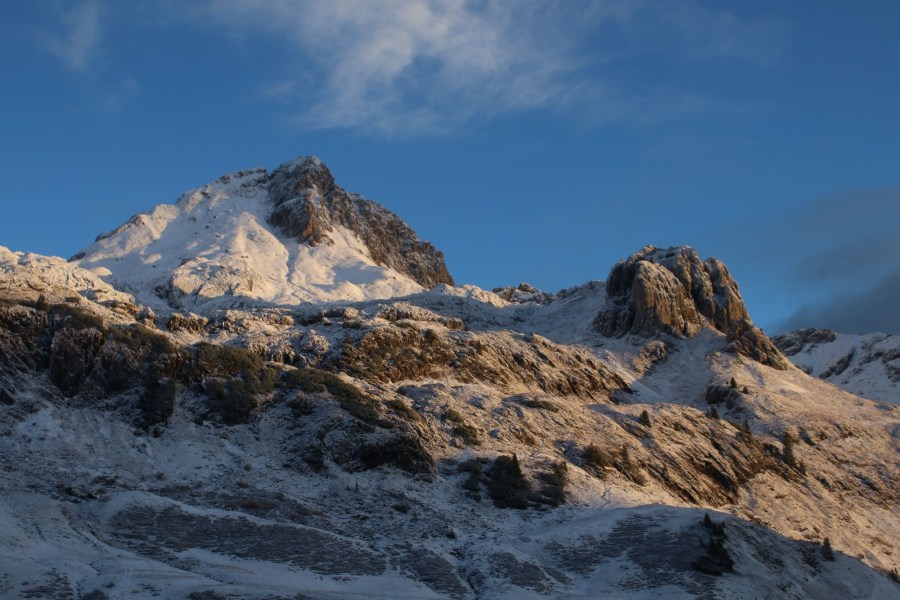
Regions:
[[782, 431, 797, 468], [639, 409, 651, 427], [192, 342, 264, 380], [694, 514, 733, 575], [386, 398, 421, 422], [583, 443, 613, 470], [139, 372, 176, 427], [616, 446, 647, 485], [51, 302, 105, 331], [205, 378, 257, 425], [281, 367, 378, 425], [358, 433, 434, 473], [444, 408, 464, 423], [518, 397, 559, 412], [453, 423, 480, 446], [459, 459, 483, 498], [288, 395, 314, 417], [693, 538, 734, 575], [191, 343, 277, 417], [822, 537, 835, 561], [487, 454, 530, 509], [539, 461, 568, 506], [110, 324, 175, 355]]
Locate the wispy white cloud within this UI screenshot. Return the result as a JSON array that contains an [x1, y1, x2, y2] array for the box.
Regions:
[[190, 0, 787, 135], [36, 1, 104, 73]]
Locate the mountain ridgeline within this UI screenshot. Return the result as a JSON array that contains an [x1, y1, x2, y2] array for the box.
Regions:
[[0, 156, 897, 599], [70, 156, 453, 311], [267, 157, 454, 289]]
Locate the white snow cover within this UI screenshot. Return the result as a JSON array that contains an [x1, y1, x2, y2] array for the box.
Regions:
[[72, 168, 424, 312], [2, 160, 899, 598], [782, 331, 900, 405], [0, 245, 135, 305]]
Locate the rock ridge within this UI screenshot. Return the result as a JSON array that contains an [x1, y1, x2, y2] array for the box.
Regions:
[[267, 156, 454, 290]]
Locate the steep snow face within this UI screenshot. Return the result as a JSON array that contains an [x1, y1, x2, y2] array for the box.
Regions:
[[773, 328, 900, 404], [71, 159, 448, 313]]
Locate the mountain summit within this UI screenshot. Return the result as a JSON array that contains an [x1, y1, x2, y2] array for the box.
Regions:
[[1, 157, 898, 598], [71, 156, 453, 311]]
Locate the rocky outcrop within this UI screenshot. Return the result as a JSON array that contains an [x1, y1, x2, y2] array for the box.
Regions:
[[595, 246, 787, 369], [49, 326, 106, 396], [595, 246, 749, 338], [771, 328, 837, 356], [771, 330, 900, 402], [339, 325, 627, 400], [268, 157, 454, 289], [725, 319, 790, 370], [597, 258, 702, 337], [492, 283, 554, 305], [167, 312, 209, 334]]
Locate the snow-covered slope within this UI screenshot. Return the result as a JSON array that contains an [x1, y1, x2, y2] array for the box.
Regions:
[[2, 157, 899, 598], [773, 328, 900, 404], [71, 157, 452, 313]]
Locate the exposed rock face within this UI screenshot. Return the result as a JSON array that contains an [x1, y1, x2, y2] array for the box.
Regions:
[[492, 283, 554, 305], [268, 157, 454, 289], [596, 246, 749, 338], [725, 319, 790, 370], [598, 258, 702, 337], [49, 326, 105, 396], [595, 246, 787, 369], [339, 325, 627, 400], [166, 312, 209, 334], [771, 328, 838, 356]]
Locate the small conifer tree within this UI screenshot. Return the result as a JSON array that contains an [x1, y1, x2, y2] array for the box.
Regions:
[[639, 409, 651, 427], [822, 537, 835, 561], [782, 431, 797, 468], [729, 377, 737, 389]]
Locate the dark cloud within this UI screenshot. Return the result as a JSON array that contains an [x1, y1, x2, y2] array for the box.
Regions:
[[782, 189, 900, 288], [693, 187, 900, 334], [777, 268, 900, 335], [792, 232, 900, 286]]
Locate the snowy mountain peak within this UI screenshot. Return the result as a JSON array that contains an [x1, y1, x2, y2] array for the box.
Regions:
[[267, 156, 454, 289], [71, 156, 453, 313]]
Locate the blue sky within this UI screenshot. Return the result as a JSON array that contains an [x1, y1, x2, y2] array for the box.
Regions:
[[1, 1, 898, 333]]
